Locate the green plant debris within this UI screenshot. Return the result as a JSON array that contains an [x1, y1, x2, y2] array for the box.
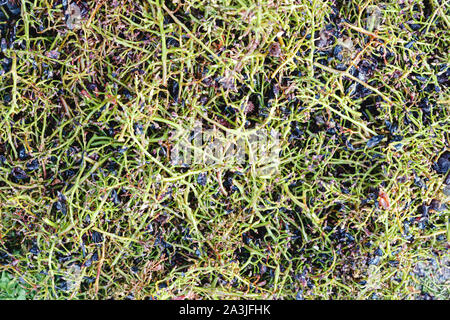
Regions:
[[0, 0, 449, 300]]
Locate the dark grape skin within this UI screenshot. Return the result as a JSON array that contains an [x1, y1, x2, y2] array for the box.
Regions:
[[11, 167, 28, 180], [433, 151, 450, 175], [366, 135, 384, 148]]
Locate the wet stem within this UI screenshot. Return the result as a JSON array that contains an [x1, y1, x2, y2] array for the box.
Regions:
[[157, 1, 167, 86]]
